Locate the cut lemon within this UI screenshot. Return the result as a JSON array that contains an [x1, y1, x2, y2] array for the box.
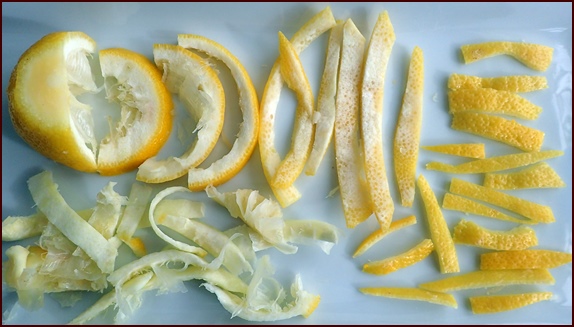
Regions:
[[335, 19, 372, 228], [480, 249, 573, 270], [7, 32, 173, 175], [393, 46, 423, 207], [178, 34, 259, 191], [359, 287, 457, 308], [453, 219, 538, 250], [305, 20, 344, 176], [353, 215, 417, 258], [449, 178, 555, 223], [448, 74, 548, 93], [136, 44, 225, 183], [483, 162, 566, 190], [421, 143, 485, 159], [270, 32, 315, 189], [259, 7, 336, 207], [419, 269, 554, 292], [442, 193, 535, 225], [451, 112, 544, 152], [469, 292, 553, 314], [426, 150, 563, 174], [363, 239, 434, 275], [417, 175, 460, 273], [448, 88, 541, 120], [461, 41, 553, 71]]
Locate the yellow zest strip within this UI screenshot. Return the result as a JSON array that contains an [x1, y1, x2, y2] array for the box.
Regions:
[[450, 178, 555, 223], [419, 269, 554, 292], [361, 11, 396, 229], [461, 41, 553, 71], [451, 112, 544, 152], [442, 193, 536, 225], [305, 20, 344, 176], [452, 219, 538, 250], [334, 19, 372, 228], [258, 7, 336, 207], [448, 88, 541, 120], [426, 150, 563, 174], [483, 162, 566, 190], [480, 249, 573, 270], [353, 215, 417, 258], [417, 175, 459, 273], [359, 287, 457, 308], [271, 32, 315, 189], [394, 46, 424, 207], [448, 74, 548, 93], [421, 143, 485, 159], [363, 239, 434, 275], [469, 292, 553, 314]]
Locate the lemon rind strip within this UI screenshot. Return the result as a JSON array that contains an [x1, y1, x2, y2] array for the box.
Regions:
[[448, 88, 542, 120], [480, 249, 573, 270], [353, 215, 417, 258], [452, 219, 538, 251], [448, 74, 548, 93], [363, 238, 434, 275], [483, 162, 566, 190], [460, 41, 553, 71], [359, 287, 457, 308], [442, 193, 536, 225], [469, 292, 553, 314]]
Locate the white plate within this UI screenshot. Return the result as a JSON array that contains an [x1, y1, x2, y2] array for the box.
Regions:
[[2, 2, 572, 324]]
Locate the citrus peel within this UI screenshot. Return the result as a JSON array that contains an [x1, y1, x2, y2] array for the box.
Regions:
[[448, 74, 548, 92], [421, 143, 485, 159], [448, 88, 542, 120], [453, 219, 538, 250], [480, 249, 573, 270], [483, 162, 566, 190], [363, 238, 434, 275], [442, 193, 535, 225], [353, 215, 417, 258], [460, 41, 553, 71], [359, 287, 457, 308], [469, 292, 553, 314]]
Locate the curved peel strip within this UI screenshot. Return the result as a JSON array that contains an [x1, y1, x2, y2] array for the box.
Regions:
[[461, 42, 553, 71], [116, 182, 152, 243], [394, 46, 423, 207], [448, 74, 548, 92], [305, 20, 344, 176], [353, 215, 417, 258], [2, 212, 48, 241], [449, 178, 555, 223], [335, 19, 372, 228], [453, 219, 538, 250], [87, 182, 126, 239], [451, 112, 544, 152], [283, 220, 340, 254], [363, 239, 434, 275], [137, 44, 225, 183], [483, 162, 566, 190], [480, 249, 573, 270], [442, 193, 536, 225], [27, 171, 117, 274], [419, 269, 555, 292], [270, 32, 315, 189], [359, 287, 457, 308], [469, 292, 553, 314], [448, 88, 542, 120], [417, 175, 459, 273], [258, 7, 336, 207], [177, 34, 259, 191], [426, 150, 563, 174], [421, 143, 485, 159]]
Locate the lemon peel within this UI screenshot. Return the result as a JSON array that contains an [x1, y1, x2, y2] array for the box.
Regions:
[[448, 74, 548, 92], [258, 7, 336, 207], [394, 46, 423, 207], [177, 34, 259, 191], [2, 212, 48, 241], [442, 193, 536, 225], [363, 239, 434, 275], [353, 215, 417, 258], [137, 44, 225, 183], [448, 88, 542, 120], [421, 143, 485, 159], [461, 41, 553, 71], [480, 249, 573, 270], [359, 287, 457, 308], [451, 112, 544, 152], [419, 269, 555, 292], [483, 162, 566, 190], [116, 182, 152, 256], [469, 292, 553, 314], [452, 219, 538, 250]]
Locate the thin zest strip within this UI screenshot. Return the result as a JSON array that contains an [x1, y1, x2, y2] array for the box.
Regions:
[[420, 143, 485, 159], [448, 88, 542, 120], [469, 292, 553, 314], [419, 269, 555, 292], [448, 74, 548, 92], [363, 239, 434, 275], [353, 215, 417, 258], [359, 287, 457, 308], [258, 7, 336, 207], [417, 175, 459, 273], [480, 249, 573, 270], [270, 32, 315, 189], [442, 193, 536, 225], [451, 112, 544, 152], [483, 162, 566, 190], [449, 178, 555, 223], [334, 19, 372, 228], [426, 150, 563, 174], [393, 46, 424, 207], [453, 219, 538, 250], [460, 42, 553, 71]]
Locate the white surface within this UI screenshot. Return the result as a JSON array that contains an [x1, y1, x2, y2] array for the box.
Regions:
[[2, 2, 572, 325]]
